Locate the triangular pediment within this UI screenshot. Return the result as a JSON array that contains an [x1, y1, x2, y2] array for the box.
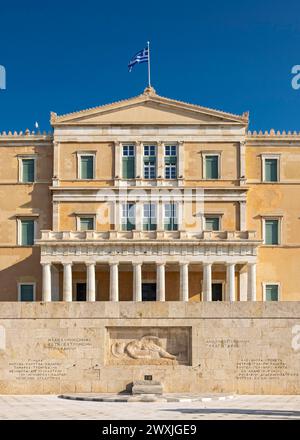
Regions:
[[51, 87, 248, 126]]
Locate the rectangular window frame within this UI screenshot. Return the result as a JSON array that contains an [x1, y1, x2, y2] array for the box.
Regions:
[[263, 282, 280, 301], [261, 154, 280, 183], [18, 155, 37, 183], [143, 203, 157, 231], [122, 145, 135, 157], [203, 153, 221, 180], [17, 217, 37, 246], [262, 217, 282, 245], [76, 215, 96, 231], [143, 144, 157, 179], [122, 144, 135, 179], [18, 282, 36, 302], [204, 215, 221, 231], [164, 145, 177, 180], [77, 152, 96, 180], [164, 202, 178, 231], [121, 202, 136, 231]]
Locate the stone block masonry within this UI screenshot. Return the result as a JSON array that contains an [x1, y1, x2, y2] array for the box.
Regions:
[[0, 302, 299, 394]]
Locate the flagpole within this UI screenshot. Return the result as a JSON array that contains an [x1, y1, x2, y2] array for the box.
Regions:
[[147, 41, 151, 87]]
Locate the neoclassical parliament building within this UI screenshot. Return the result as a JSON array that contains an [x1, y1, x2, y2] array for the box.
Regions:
[[1, 86, 299, 303]]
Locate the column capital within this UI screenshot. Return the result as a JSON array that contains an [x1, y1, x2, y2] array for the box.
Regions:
[[109, 261, 119, 266], [156, 261, 166, 266], [179, 261, 189, 266], [62, 262, 73, 267], [41, 262, 51, 266], [226, 262, 236, 267], [86, 261, 96, 267], [132, 261, 143, 267], [203, 262, 212, 267]]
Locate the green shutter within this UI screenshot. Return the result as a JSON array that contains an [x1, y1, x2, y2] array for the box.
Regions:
[[206, 156, 219, 179], [266, 285, 278, 301], [21, 220, 34, 245], [165, 156, 177, 165], [265, 220, 279, 245], [80, 218, 94, 231], [20, 284, 34, 301], [22, 159, 35, 183], [205, 217, 220, 231], [265, 159, 278, 182], [122, 157, 135, 178], [81, 156, 94, 179]]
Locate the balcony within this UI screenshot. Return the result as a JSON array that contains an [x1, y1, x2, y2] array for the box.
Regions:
[[37, 229, 258, 243]]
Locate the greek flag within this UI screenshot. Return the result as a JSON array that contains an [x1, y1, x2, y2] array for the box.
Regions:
[[128, 47, 149, 72]]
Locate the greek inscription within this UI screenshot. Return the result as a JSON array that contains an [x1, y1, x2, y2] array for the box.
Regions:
[[236, 358, 299, 380], [8, 360, 67, 380]]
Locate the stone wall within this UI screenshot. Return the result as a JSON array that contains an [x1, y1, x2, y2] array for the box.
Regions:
[[0, 302, 300, 394]]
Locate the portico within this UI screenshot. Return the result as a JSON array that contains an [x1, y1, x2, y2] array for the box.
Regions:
[[38, 230, 259, 302]]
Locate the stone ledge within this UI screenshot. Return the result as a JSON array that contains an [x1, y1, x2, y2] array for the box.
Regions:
[[0, 302, 300, 319], [58, 393, 235, 403]]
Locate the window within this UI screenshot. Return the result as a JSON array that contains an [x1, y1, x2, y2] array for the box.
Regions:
[[21, 158, 35, 183], [164, 203, 178, 231], [144, 145, 156, 179], [19, 283, 35, 301], [79, 217, 94, 231], [264, 219, 279, 245], [121, 203, 135, 231], [122, 145, 135, 178], [262, 156, 280, 182], [205, 155, 219, 179], [265, 284, 279, 301], [205, 216, 220, 231], [80, 155, 94, 179], [165, 145, 177, 179], [143, 203, 156, 230], [20, 219, 35, 245]]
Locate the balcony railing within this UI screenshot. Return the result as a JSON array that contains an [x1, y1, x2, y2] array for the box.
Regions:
[[37, 229, 258, 243]]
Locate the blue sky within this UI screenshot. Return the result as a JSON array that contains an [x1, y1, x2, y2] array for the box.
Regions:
[[0, 0, 299, 132]]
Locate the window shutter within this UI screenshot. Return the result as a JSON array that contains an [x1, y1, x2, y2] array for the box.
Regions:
[[21, 220, 34, 245], [206, 156, 219, 179], [122, 157, 135, 178], [20, 285, 34, 301], [22, 159, 35, 183], [266, 285, 278, 301], [81, 156, 94, 179], [80, 218, 94, 231], [206, 217, 219, 231], [265, 159, 277, 182], [265, 220, 279, 245]]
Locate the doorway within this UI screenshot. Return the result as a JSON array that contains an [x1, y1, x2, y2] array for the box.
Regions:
[[76, 283, 86, 301], [142, 283, 156, 301], [212, 283, 223, 301]]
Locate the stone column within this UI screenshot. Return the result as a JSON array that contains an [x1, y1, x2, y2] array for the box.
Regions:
[[133, 262, 142, 301], [157, 202, 164, 231], [135, 142, 143, 179], [63, 263, 72, 302], [178, 141, 184, 179], [203, 263, 212, 301], [156, 262, 165, 301], [157, 141, 164, 180], [42, 263, 52, 302], [239, 201, 247, 231], [180, 262, 189, 301], [226, 263, 236, 302], [247, 262, 257, 301], [114, 141, 121, 179], [86, 263, 96, 302], [109, 262, 119, 302]]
